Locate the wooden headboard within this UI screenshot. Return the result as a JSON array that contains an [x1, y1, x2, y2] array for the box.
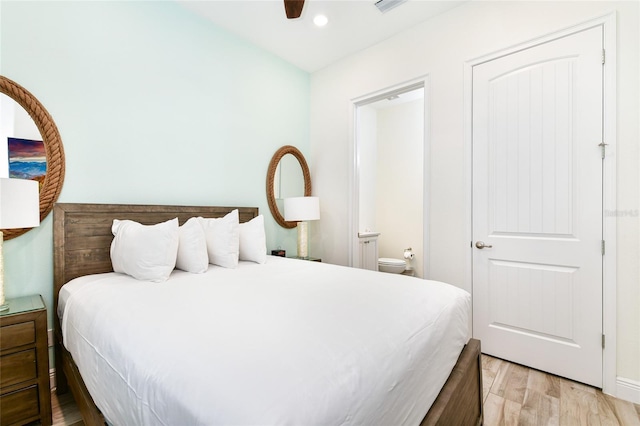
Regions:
[[52, 202, 258, 412], [53, 203, 258, 304]]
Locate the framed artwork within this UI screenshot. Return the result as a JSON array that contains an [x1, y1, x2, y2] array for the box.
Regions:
[[8, 137, 46, 186]]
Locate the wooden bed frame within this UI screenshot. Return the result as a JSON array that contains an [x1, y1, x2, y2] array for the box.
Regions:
[[53, 203, 483, 426]]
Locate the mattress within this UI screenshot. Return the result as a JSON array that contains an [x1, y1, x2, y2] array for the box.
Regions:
[[59, 256, 470, 425]]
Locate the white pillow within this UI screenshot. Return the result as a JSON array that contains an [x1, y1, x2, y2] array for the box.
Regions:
[[110, 218, 179, 282], [175, 217, 209, 273], [198, 210, 239, 268], [239, 215, 266, 264]]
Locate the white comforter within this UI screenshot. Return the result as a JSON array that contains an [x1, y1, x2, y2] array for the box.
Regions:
[[59, 256, 470, 426]]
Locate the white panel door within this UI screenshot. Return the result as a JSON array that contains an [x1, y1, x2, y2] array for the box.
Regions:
[[472, 26, 603, 387]]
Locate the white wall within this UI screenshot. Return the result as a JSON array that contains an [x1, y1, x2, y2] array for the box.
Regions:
[[376, 99, 423, 277], [310, 0, 639, 385], [357, 105, 378, 233], [1, 1, 309, 330]]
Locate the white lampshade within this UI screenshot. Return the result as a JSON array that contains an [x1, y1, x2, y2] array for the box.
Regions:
[[0, 178, 40, 310], [0, 178, 40, 229], [284, 196, 320, 222]]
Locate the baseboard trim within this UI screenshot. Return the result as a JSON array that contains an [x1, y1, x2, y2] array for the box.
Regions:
[[50, 368, 56, 390], [616, 377, 640, 405]]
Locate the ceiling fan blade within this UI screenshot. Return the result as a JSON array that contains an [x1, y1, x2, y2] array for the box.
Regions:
[[284, 0, 305, 19]]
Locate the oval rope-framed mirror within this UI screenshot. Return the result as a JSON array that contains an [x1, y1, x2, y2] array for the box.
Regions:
[[266, 145, 311, 229], [0, 76, 65, 240]]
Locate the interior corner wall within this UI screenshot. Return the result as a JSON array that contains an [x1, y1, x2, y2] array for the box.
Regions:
[[1, 1, 309, 330], [310, 1, 639, 383]]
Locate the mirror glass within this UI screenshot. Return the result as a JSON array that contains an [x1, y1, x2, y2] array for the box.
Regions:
[[0, 76, 65, 240], [274, 154, 305, 213], [266, 145, 311, 229], [1, 94, 46, 186]]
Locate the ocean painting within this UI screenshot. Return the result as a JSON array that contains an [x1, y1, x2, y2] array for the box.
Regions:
[[8, 137, 47, 186]]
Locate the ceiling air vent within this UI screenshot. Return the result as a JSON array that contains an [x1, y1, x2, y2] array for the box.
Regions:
[[374, 0, 408, 13]]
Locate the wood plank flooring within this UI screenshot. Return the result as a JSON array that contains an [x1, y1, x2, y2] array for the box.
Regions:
[[50, 390, 83, 426], [48, 354, 640, 425], [482, 355, 640, 425]]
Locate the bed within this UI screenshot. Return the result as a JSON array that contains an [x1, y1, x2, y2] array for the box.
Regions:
[[53, 203, 483, 425]]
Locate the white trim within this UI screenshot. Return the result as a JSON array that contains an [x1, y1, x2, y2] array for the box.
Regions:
[[463, 57, 474, 336], [601, 11, 617, 398], [351, 80, 425, 108], [349, 76, 431, 278], [464, 12, 617, 394], [348, 101, 357, 268], [422, 75, 432, 279], [50, 368, 56, 390], [615, 377, 640, 405]]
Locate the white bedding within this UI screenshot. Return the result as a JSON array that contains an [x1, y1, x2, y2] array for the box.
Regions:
[[59, 256, 470, 426]]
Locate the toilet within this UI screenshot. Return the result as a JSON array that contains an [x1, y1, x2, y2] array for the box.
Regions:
[[378, 257, 406, 274]]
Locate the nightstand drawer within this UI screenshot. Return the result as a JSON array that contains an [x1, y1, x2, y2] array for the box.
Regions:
[[0, 385, 40, 425], [0, 349, 37, 388], [0, 321, 35, 350], [0, 295, 51, 425]]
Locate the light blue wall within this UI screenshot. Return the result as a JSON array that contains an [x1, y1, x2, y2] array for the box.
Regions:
[[1, 1, 308, 327]]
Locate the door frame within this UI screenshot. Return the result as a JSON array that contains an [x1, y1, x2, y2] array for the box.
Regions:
[[463, 13, 617, 395], [348, 75, 430, 277]]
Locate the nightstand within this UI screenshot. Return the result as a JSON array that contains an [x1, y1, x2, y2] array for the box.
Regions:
[[287, 256, 322, 262], [0, 295, 52, 426]]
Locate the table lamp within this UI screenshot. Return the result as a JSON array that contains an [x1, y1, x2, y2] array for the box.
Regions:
[[284, 196, 320, 259], [0, 178, 40, 311]]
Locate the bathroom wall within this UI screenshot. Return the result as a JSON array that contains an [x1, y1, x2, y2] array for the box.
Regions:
[[357, 106, 378, 233], [375, 98, 424, 277], [356, 92, 424, 277]]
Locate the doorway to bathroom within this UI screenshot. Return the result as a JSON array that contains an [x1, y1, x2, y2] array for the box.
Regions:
[[351, 81, 427, 278]]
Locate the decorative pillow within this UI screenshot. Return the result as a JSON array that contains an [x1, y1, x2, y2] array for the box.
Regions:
[[175, 217, 209, 273], [198, 210, 239, 268], [239, 215, 267, 264], [110, 218, 179, 282]]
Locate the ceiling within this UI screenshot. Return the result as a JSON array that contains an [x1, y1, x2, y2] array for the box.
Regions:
[[178, 0, 466, 73]]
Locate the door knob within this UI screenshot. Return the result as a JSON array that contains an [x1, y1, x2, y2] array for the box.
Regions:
[[475, 241, 493, 249]]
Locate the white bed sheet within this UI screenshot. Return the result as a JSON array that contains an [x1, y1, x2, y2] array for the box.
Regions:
[[59, 256, 470, 426]]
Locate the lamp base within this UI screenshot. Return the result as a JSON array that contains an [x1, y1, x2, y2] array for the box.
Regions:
[[0, 231, 5, 311], [296, 221, 309, 258]]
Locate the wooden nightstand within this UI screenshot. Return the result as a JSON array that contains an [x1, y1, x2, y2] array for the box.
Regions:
[[0, 295, 51, 426]]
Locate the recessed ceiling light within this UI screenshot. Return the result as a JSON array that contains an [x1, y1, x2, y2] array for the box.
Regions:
[[313, 14, 328, 27]]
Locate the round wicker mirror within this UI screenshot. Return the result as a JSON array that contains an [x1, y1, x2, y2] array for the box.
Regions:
[[266, 145, 311, 229], [1, 76, 65, 240]]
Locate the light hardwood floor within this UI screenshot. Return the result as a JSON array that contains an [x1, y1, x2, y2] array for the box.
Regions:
[[50, 390, 83, 426], [482, 355, 640, 425], [49, 355, 640, 426]]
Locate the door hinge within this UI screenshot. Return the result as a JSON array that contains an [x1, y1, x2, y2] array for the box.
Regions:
[[602, 240, 605, 255], [599, 142, 608, 159], [602, 49, 606, 65], [602, 334, 606, 349]]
